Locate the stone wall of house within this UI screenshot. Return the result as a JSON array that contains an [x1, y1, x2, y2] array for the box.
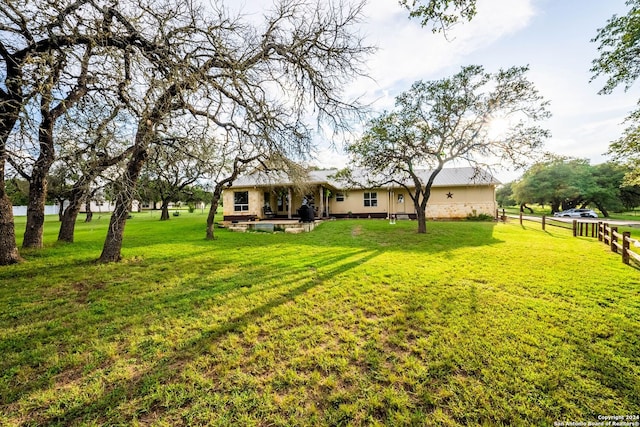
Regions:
[[224, 184, 497, 220], [328, 186, 497, 219], [426, 202, 496, 219], [223, 188, 263, 218]]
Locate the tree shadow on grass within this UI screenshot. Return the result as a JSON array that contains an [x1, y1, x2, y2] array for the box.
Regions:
[[12, 248, 382, 425], [295, 219, 504, 254], [98, 219, 505, 261]]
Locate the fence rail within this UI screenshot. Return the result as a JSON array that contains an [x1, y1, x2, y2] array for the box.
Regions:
[[498, 210, 640, 268], [599, 222, 640, 266]]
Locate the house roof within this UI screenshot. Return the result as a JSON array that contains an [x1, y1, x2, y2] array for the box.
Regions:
[[420, 167, 500, 187], [231, 169, 338, 188], [230, 166, 500, 189]]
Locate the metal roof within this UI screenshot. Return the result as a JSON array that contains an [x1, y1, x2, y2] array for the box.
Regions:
[[230, 167, 500, 189]]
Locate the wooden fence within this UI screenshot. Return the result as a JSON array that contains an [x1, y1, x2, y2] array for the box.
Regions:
[[500, 210, 640, 267], [599, 222, 640, 266]]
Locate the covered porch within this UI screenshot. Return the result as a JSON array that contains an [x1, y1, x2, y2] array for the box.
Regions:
[[224, 181, 337, 222]]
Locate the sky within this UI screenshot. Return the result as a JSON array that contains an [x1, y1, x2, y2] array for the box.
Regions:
[[234, 0, 638, 183]]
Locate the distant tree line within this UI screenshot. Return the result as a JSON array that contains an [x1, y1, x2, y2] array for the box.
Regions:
[[496, 157, 640, 216]]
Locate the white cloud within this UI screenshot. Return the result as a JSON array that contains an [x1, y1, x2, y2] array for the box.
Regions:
[[216, 0, 639, 181], [349, 0, 537, 107], [313, 145, 349, 169]]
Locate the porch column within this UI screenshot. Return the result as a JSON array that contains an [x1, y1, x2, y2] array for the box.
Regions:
[[319, 186, 325, 218], [288, 187, 292, 219]]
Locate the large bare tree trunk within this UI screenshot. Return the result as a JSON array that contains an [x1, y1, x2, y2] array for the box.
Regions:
[[416, 188, 430, 234], [23, 162, 51, 248], [206, 169, 242, 240], [58, 203, 82, 242], [0, 49, 24, 265], [57, 198, 64, 222], [85, 201, 93, 223], [0, 192, 21, 264], [99, 199, 130, 263], [23, 51, 88, 248], [416, 209, 427, 234], [206, 198, 220, 240], [58, 185, 88, 242], [160, 199, 170, 221], [407, 168, 440, 234], [99, 144, 148, 263], [0, 123, 21, 263]]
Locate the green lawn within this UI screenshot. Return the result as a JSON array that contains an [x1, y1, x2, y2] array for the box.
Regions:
[[1, 213, 639, 426]]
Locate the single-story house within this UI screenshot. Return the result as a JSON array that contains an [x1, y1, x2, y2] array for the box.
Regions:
[[223, 167, 500, 221]]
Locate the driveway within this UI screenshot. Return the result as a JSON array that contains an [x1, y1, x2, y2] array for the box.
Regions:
[[508, 214, 640, 228]]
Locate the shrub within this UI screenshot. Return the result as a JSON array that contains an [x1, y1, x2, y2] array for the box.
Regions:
[[466, 211, 494, 221]]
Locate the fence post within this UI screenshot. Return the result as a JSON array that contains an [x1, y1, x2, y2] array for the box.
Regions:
[[611, 227, 618, 253], [623, 232, 631, 265], [572, 220, 577, 237], [598, 222, 602, 241], [542, 215, 546, 231]]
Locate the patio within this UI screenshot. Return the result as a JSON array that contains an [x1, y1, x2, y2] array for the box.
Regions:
[[223, 219, 322, 233]]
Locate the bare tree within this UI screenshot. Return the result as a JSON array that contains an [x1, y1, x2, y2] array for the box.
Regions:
[[140, 129, 215, 221], [98, 0, 372, 262], [55, 98, 135, 242], [0, 0, 168, 262], [15, 46, 93, 248]]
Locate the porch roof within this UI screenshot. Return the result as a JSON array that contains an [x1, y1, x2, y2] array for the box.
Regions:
[[230, 169, 342, 189]]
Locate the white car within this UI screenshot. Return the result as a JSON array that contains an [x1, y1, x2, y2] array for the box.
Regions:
[[553, 208, 598, 218]]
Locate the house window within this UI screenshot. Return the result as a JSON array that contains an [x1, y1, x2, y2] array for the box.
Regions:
[[364, 192, 377, 207], [234, 191, 249, 211], [336, 192, 345, 202]]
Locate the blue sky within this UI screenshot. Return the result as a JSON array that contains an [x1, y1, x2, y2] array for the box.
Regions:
[[458, 0, 637, 182], [237, 0, 638, 182]]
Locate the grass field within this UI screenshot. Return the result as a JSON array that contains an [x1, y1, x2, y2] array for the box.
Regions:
[[1, 213, 639, 426]]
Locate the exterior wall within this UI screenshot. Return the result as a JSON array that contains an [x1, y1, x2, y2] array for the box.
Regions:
[[223, 188, 263, 220], [225, 184, 497, 220], [329, 189, 390, 218], [426, 186, 497, 219], [328, 186, 497, 219]]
